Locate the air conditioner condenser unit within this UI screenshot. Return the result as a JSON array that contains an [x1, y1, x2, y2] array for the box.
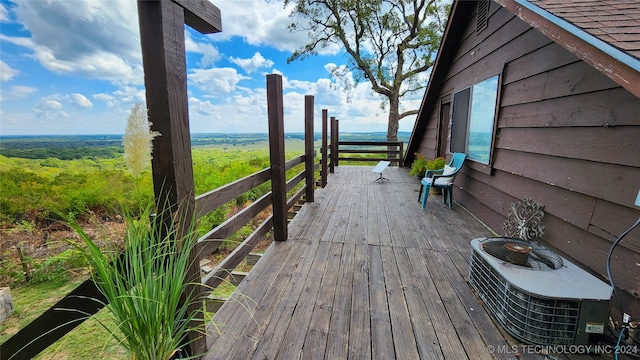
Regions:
[[469, 237, 612, 346]]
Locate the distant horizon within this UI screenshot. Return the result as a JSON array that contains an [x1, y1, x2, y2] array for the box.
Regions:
[[0, 131, 413, 138]]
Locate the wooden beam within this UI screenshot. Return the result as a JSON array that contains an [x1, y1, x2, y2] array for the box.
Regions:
[[321, 109, 328, 187], [0, 279, 106, 360], [202, 216, 274, 289], [172, 0, 222, 34], [138, 0, 194, 216], [304, 95, 315, 202], [267, 74, 288, 241], [195, 168, 271, 218], [331, 118, 340, 166], [329, 116, 336, 173], [137, 0, 206, 355]]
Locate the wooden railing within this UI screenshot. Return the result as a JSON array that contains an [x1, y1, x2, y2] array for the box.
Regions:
[[337, 141, 404, 166], [0, 73, 403, 360], [0, 0, 407, 356], [195, 154, 312, 291], [0, 74, 335, 360]]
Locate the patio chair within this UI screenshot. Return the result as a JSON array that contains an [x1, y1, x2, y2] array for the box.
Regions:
[[418, 153, 467, 209]]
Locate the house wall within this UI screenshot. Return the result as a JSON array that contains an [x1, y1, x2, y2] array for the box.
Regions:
[[418, 2, 640, 315]]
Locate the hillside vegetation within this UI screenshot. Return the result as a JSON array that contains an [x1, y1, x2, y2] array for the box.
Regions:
[[0, 132, 409, 358], [0, 143, 277, 288]]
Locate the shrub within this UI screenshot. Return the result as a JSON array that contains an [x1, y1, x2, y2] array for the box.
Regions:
[[410, 153, 428, 176], [30, 248, 89, 285], [410, 154, 446, 177], [426, 157, 446, 171]]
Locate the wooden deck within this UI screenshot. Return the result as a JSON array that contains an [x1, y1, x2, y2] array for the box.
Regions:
[[205, 166, 615, 360]]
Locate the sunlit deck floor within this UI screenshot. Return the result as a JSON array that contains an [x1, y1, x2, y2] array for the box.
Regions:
[[205, 166, 615, 360]]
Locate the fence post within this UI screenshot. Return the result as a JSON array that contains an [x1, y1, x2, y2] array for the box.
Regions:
[[266, 74, 288, 241], [304, 95, 315, 203], [399, 142, 404, 166], [321, 109, 328, 187], [138, 1, 221, 356], [334, 119, 340, 166], [329, 116, 335, 173]]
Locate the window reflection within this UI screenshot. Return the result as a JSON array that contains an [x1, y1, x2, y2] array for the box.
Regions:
[[468, 76, 498, 164]]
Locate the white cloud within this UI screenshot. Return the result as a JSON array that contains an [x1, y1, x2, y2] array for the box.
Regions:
[[32, 93, 94, 118], [188, 67, 250, 94], [0, 60, 19, 81], [0, 3, 9, 22], [0, 85, 36, 103], [189, 97, 218, 117], [69, 93, 93, 109], [0, 0, 421, 135], [10, 0, 142, 85], [212, 1, 317, 53], [185, 30, 221, 68], [229, 52, 274, 74], [112, 86, 146, 104], [185, 69, 394, 134], [34, 98, 69, 119], [92, 86, 146, 115], [8, 85, 37, 98], [188, 93, 268, 133], [93, 93, 116, 107], [11, 85, 37, 97]]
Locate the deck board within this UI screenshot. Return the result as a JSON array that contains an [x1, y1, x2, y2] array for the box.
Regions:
[[368, 245, 395, 360], [325, 241, 355, 359], [381, 245, 421, 360], [205, 166, 615, 360]]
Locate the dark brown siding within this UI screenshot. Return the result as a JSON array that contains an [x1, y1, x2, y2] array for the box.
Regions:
[[417, 2, 640, 314]]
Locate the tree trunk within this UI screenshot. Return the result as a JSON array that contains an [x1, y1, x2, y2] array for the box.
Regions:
[[387, 95, 400, 142]]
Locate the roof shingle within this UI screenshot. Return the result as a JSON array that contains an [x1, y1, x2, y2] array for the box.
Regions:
[[528, 0, 640, 59]]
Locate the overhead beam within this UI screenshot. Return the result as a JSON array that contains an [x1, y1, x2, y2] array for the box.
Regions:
[[172, 0, 222, 34]]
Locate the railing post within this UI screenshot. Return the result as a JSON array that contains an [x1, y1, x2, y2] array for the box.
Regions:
[[329, 116, 336, 173], [334, 119, 339, 166], [266, 74, 288, 241], [304, 95, 315, 203], [399, 142, 404, 166], [138, 0, 222, 356], [321, 109, 328, 187]]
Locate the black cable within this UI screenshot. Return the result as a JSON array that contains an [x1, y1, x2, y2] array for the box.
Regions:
[[606, 217, 640, 322]]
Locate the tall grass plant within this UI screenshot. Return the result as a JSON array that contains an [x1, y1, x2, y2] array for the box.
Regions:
[[68, 202, 206, 360]]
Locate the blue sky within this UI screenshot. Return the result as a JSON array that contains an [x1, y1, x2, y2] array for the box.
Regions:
[[0, 0, 425, 135]]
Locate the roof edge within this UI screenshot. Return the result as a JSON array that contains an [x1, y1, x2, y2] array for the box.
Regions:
[[516, 0, 640, 72], [404, 0, 474, 166], [495, 0, 640, 98]]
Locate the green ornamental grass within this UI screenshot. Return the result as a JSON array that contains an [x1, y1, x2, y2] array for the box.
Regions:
[[68, 202, 205, 360]]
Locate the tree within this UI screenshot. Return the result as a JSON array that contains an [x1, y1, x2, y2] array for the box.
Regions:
[[285, 0, 449, 142]]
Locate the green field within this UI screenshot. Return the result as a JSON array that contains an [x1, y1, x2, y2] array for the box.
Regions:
[[0, 132, 408, 358]]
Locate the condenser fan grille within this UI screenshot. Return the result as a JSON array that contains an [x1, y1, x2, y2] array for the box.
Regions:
[[481, 238, 563, 270], [469, 250, 579, 345], [469, 238, 612, 346]]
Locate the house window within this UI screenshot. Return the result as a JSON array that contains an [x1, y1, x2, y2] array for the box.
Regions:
[[450, 75, 500, 165]]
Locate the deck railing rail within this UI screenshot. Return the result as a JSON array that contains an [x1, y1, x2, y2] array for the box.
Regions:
[[0, 74, 331, 360], [337, 141, 404, 166], [0, 3, 400, 354]]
